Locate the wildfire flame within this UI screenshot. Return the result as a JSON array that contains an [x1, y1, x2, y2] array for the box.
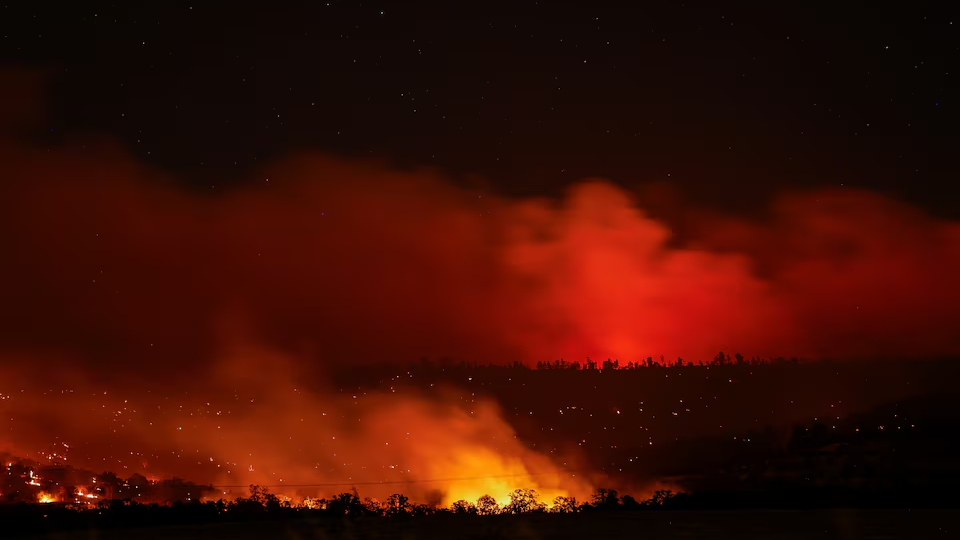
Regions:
[[37, 492, 56, 504]]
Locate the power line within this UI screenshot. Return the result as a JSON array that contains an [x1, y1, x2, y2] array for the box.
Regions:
[[210, 470, 590, 490]]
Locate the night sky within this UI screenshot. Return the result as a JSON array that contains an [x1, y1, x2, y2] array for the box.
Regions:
[[2, 2, 957, 215]]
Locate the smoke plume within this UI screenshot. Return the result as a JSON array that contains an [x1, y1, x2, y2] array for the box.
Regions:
[[2, 74, 959, 504], [2, 141, 958, 375]]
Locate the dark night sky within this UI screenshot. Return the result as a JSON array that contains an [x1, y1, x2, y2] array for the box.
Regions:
[[1, 1, 957, 216]]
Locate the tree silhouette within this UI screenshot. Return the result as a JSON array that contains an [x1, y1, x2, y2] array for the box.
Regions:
[[247, 484, 266, 504], [590, 488, 620, 510], [450, 499, 476, 514], [409, 503, 434, 517], [362, 497, 383, 516], [97, 471, 121, 500], [550, 495, 579, 513], [475, 494, 500, 515], [602, 358, 620, 370], [649, 490, 674, 506], [327, 492, 363, 516], [712, 351, 730, 365], [385, 493, 409, 516], [506, 489, 544, 514], [127, 473, 148, 493]]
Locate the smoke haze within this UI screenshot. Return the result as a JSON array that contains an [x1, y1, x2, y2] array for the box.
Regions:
[[2, 139, 958, 377], [2, 77, 959, 504]]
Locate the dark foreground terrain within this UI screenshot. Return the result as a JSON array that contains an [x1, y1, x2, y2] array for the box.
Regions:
[[32, 510, 959, 540]]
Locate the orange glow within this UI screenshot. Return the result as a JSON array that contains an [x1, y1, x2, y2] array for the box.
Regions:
[[38, 492, 56, 504], [194, 345, 595, 505], [349, 398, 592, 506], [0, 343, 597, 506], [1, 114, 959, 505], [76, 490, 98, 500], [1, 146, 957, 376]]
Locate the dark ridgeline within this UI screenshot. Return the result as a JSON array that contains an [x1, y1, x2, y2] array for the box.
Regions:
[[328, 354, 959, 479]]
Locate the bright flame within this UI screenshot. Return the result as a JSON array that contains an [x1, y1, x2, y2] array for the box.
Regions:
[[432, 447, 574, 507], [38, 492, 56, 504], [176, 346, 598, 507]]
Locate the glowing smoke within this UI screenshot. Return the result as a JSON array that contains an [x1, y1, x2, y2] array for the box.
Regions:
[[2, 72, 959, 505]]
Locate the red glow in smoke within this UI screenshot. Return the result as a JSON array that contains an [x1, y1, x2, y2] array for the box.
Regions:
[[2, 79, 959, 504], [1, 142, 958, 375]]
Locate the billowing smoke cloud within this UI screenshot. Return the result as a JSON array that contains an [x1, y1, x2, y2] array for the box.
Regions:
[[1, 139, 958, 376], [2, 75, 959, 504]]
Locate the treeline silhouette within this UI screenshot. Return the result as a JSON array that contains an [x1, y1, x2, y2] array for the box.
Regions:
[[0, 485, 685, 537], [401, 351, 799, 372], [5, 470, 960, 539], [531, 352, 797, 371]]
